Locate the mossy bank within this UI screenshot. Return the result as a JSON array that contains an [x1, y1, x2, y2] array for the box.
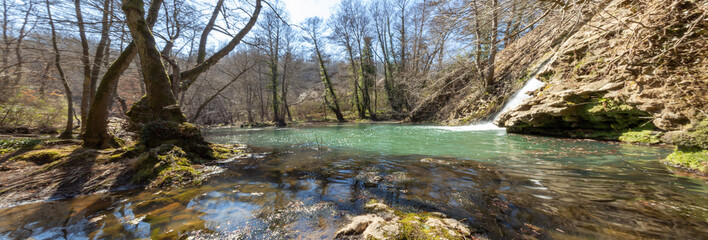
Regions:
[[0, 135, 244, 208]]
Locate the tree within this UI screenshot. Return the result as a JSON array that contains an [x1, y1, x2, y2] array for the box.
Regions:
[[360, 37, 376, 119], [46, 0, 73, 139], [83, 0, 262, 148], [485, 0, 499, 90], [82, 0, 163, 148], [303, 17, 346, 122], [331, 0, 365, 119], [254, 6, 289, 126], [74, 0, 92, 133]]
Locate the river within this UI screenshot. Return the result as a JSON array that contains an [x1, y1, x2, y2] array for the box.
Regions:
[[1, 123, 707, 239]]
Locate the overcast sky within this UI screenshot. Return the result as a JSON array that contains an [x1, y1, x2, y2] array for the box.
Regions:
[[284, 0, 341, 25]]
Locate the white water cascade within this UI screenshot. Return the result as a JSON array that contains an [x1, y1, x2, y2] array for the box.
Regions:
[[434, 77, 546, 131]]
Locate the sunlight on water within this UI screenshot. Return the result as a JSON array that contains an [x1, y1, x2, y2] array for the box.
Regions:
[[1, 124, 707, 240]]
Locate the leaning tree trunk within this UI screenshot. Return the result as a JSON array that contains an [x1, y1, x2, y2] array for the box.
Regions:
[[122, 0, 186, 124], [120, 0, 218, 157], [82, 0, 162, 149]]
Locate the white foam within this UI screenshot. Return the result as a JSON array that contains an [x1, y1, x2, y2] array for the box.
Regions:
[[434, 77, 546, 132], [432, 122, 504, 131]]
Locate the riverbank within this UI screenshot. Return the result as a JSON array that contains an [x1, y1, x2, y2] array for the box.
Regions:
[[1, 124, 706, 239], [0, 137, 244, 209]]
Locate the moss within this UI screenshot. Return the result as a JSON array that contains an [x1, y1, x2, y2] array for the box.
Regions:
[[11, 149, 69, 165], [150, 165, 202, 189], [131, 145, 198, 187], [140, 120, 205, 149], [582, 98, 650, 130], [107, 144, 146, 162], [666, 120, 708, 149], [664, 147, 708, 173], [395, 212, 462, 240], [208, 143, 241, 160], [619, 129, 661, 144], [619, 123, 662, 144]]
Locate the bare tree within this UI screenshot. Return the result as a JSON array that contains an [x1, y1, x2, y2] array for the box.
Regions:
[[46, 0, 73, 139], [303, 17, 346, 122]]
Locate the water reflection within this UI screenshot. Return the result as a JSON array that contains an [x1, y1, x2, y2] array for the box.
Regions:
[[0, 124, 707, 239]]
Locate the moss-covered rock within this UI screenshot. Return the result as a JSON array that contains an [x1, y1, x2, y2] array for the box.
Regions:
[[662, 120, 708, 173], [663, 120, 708, 149], [664, 147, 708, 173], [131, 144, 202, 189], [580, 98, 652, 131], [618, 123, 663, 144], [335, 199, 474, 240]]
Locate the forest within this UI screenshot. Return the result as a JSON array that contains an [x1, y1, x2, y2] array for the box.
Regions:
[[0, 0, 706, 239], [0, 0, 549, 131]]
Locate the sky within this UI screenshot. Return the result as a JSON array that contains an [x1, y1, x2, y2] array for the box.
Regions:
[[284, 0, 341, 25]]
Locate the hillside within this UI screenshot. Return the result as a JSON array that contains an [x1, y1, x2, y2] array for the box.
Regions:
[[412, 0, 708, 172]]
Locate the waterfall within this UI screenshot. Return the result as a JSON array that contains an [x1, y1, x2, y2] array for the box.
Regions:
[[434, 77, 546, 131]]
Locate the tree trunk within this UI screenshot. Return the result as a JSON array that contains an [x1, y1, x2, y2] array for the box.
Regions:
[[314, 39, 345, 122], [88, 0, 112, 104], [196, 0, 225, 64], [486, 0, 499, 91], [74, 0, 93, 133], [12, 1, 32, 92], [47, 0, 73, 139], [122, 0, 186, 124], [82, 0, 163, 149]]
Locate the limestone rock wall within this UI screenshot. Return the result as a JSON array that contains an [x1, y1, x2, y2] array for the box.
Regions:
[[496, 0, 707, 138]]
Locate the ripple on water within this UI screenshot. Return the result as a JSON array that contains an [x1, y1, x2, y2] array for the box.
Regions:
[[1, 124, 707, 239]]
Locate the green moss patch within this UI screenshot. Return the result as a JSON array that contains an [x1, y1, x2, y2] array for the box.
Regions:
[[580, 98, 651, 131], [664, 147, 708, 173], [11, 148, 71, 165], [619, 123, 662, 144], [131, 145, 202, 189]]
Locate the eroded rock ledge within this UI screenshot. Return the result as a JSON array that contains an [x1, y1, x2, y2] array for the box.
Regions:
[[496, 0, 707, 173]]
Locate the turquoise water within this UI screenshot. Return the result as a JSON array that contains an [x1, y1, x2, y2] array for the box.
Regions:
[[1, 123, 707, 239]]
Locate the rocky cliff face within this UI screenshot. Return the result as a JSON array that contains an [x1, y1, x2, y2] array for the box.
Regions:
[[412, 0, 707, 172], [494, 0, 707, 173], [409, 0, 615, 124], [496, 0, 707, 139]]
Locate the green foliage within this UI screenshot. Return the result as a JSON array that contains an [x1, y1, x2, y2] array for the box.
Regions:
[[0, 138, 44, 154], [664, 147, 708, 173], [662, 120, 708, 173], [0, 88, 67, 130]]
